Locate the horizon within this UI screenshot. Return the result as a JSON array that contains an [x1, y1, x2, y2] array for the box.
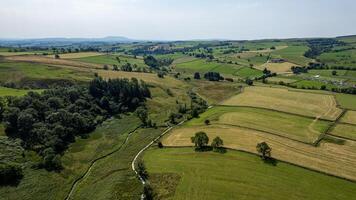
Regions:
[[1, 0, 356, 40]]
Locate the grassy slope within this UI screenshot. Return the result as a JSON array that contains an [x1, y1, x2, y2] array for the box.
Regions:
[[74, 54, 148, 68], [0, 86, 43, 96], [144, 148, 356, 200], [0, 115, 141, 200], [271, 45, 312, 66]]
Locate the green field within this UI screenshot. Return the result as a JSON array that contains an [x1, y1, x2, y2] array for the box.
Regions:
[[185, 106, 330, 143], [175, 59, 243, 75], [335, 93, 356, 110], [234, 67, 263, 78], [144, 148, 356, 200], [74, 54, 148, 68], [0, 61, 92, 85], [0, 86, 43, 96], [318, 49, 356, 69], [271, 45, 312, 66]]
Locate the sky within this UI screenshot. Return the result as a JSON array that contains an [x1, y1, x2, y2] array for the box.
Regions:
[[0, 0, 356, 40]]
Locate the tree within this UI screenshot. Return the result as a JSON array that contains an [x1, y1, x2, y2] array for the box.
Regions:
[[332, 70, 337, 76], [194, 72, 201, 79], [211, 136, 223, 152], [144, 55, 159, 69], [191, 131, 209, 150], [113, 65, 119, 71], [137, 160, 148, 180], [320, 85, 327, 90], [54, 54, 60, 59], [204, 119, 210, 125], [157, 141, 163, 148], [245, 78, 253, 86], [135, 107, 148, 126], [256, 142, 271, 160], [0, 163, 23, 186], [103, 65, 109, 70], [157, 71, 165, 78]]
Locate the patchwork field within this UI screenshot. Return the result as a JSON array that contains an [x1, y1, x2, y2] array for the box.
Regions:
[[185, 106, 330, 143], [175, 59, 243, 75], [162, 124, 356, 181], [144, 148, 356, 200], [271, 45, 312, 66], [221, 86, 342, 120], [74, 54, 148, 68]]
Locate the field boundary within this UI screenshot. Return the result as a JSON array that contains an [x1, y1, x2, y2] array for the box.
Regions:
[[64, 125, 141, 200], [217, 105, 334, 122]]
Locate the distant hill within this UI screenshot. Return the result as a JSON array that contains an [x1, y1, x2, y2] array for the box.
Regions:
[[0, 36, 139, 47]]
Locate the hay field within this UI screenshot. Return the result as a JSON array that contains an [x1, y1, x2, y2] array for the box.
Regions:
[[221, 86, 342, 120], [340, 110, 356, 125], [186, 106, 330, 143], [330, 124, 356, 140], [162, 124, 356, 181], [5, 55, 101, 69], [144, 147, 356, 200], [256, 62, 295, 73], [47, 52, 103, 59]]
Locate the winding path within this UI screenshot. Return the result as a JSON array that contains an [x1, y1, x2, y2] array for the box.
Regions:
[[64, 126, 141, 200]]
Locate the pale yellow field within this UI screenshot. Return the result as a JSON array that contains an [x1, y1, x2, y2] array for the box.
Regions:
[[163, 124, 356, 181], [330, 124, 356, 140], [46, 52, 103, 59], [340, 110, 356, 125], [221, 86, 342, 120], [5, 55, 101, 69], [256, 62, 295, 73]]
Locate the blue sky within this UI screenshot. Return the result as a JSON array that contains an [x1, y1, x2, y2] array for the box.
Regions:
[[0, 0, 355, 40]]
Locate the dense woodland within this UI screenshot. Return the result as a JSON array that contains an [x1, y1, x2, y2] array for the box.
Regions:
[[1, 77, 150, 171]]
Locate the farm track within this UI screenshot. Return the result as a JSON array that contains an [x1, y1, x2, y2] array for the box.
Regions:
[[64, 125, 141, 200]]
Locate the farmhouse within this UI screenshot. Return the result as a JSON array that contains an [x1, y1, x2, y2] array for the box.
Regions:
[[270, 58, 286, 63]]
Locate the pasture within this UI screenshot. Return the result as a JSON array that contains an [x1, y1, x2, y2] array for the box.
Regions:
[[221, 86, 342, 120], [175, 59, 242, 75], [185, 106, 330, 143], [234, 67, 263, 78], [0, 86, 42, 96], [74, 54, 148, 68], [335, 93, 356, 110], [271, 45, 312, 66], [144, 147, 356, 200], [266, 76, 298, 84]]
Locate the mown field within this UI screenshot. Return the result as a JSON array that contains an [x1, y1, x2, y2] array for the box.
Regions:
[[184, 106, 330, 143], [221, 86, 342, 120], [340, 110, 356, 125], [335, 93, 356, 110], [144, 148, 356, 200], [330, 124, 356, 140]]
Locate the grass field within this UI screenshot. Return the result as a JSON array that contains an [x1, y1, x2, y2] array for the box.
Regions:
[[330, 124, 356, 140], [318, 49, 356, 69], [271, 45, 312, 66], [340, 110, 356, 125], [175, 59, 243, 75], [74, 54, 148, 68], [290, 80, 336, 90], [221, 86, 342, 120], [234, 67, 263, 78], [144, 147, 356, 200], [0, 86, 43, 96], [266, 76, 298, 84], [185, 106, 330, 143], [162, 124, 356, 181], [0, 61, 92, 84], [335, 93, 356, 110]]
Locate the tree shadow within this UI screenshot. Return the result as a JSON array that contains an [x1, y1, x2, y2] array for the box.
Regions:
[[263, 157, 278, 166], [213, 147, 227, 154], [194, 146, 212, 152]]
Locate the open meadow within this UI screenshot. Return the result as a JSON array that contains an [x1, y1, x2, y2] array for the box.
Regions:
[[144, 147, 356, 200]]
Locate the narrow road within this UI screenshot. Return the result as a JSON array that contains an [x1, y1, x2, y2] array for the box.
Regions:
[[64, 126, 140, 200]]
